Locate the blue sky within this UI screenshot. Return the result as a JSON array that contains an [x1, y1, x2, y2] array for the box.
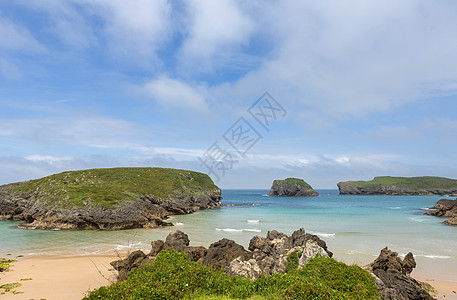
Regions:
[[1, 0, 457, 189]]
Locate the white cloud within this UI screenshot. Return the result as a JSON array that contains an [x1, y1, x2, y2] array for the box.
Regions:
[[0, 14, 45, 52], [179, 0, 255, 72], [90, 0, 172, 64], [141, 76, 208, 110]]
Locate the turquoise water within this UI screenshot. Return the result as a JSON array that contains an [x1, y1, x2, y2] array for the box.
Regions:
[[1, 189, 456, 281]]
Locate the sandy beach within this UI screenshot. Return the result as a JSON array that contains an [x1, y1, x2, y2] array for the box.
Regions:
[[0, 255, 115, 300], [0, 254, 456, 300]]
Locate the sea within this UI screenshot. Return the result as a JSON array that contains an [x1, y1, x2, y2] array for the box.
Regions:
[[1, 189, 456, 282]]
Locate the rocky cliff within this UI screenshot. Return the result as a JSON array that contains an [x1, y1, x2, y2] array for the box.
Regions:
[[268, 178, 319, 197], [424, 198, 457, 225], [0, 167, 221, 230], [338, 176, 457, 196]]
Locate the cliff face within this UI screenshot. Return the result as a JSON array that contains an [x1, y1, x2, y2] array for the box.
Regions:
[[424, 198, 457, 225], [0, 167, 221, 230], [338, 176, 457, 196], [268, 178, 319, 197]]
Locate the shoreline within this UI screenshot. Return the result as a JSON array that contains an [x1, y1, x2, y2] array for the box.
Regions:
[[0, 253, 456, 300]]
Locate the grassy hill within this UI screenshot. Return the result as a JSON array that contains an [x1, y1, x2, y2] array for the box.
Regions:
[[338, 176, 457, 195], [2, 167, 219, 208]]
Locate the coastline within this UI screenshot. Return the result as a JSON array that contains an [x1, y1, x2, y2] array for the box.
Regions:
[[1, 253, 456, 300]]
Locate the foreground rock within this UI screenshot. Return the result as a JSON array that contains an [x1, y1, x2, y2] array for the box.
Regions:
[[0, 167, 221, 230], [268, 178, 319, 197], [338, 176, 457, 196], [365, 247, 434, 300], [112, 228, 332, 280], [424, 198, 457, 225]]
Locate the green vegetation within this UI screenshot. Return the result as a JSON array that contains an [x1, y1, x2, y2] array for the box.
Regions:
[[277, 178, 313, 190], [0, 282, 22, 294], [0, 258, 16, 272], [342, 176, 457, 190], [3, 167, 219, 208], [84, 250, 379, 300]]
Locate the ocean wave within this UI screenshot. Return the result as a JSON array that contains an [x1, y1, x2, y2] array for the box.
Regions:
[[408, 216, 426, 223], [216, 228, 261, 233], [309, 231, 335, 237], [419, 255, 452, 259], [116, 242, 143, 250], [175, 222, 184, 226], [262, 194, 269, 197], [420, 207, 433, 211], [389, 207, 402, 210], [247, 220, 259, 223]]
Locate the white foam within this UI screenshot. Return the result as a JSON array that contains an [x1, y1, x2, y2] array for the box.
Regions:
[[115, 242, 142, 250], [389, 207, 401, 209], [175, 222, 184, 226], [243, 229, 262, 232], [420, 255, 452, 259], [309, 231, 336, 237], [262, 194, 269, 197], [247, 220, 259, 223], [51, 228, 61, 231], [420, 207, 433, 211], [408, 216, 425, 223], [216, 228, 243, 232]]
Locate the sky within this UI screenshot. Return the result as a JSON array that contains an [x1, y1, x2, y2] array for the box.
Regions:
[[1, 0, 457, 189]]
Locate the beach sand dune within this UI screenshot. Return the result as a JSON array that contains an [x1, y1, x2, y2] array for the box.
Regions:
[[0, 255, 115, 300]]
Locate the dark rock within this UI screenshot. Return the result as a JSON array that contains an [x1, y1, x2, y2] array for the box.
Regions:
[[268, 178, 319, 197], [368, 247, 434, 300], [425, 198, 457, 225], [164, 230, 190, 251], [111, 250, 149, 281], [201, 238, 252, 269]]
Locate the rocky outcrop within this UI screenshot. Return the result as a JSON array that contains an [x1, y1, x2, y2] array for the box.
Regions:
[[366, 247, 434, 300], [338, 176, 457, 196], [111, 228, 331, 280], [0, 168, 222, 230], [424, 198, 457, 225], [268, 178, 319, 197]]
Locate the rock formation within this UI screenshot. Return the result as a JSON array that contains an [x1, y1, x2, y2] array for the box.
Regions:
[[365, 247, 434, 300], [111, 228, 332, 280], [0, 167, 221, 230], [424, 198, 457, 225], [338, 176, 457, 196], [268, 178, 319, 197]]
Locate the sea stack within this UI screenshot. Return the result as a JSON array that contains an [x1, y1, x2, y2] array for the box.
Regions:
[[268, 178, 319, 197]]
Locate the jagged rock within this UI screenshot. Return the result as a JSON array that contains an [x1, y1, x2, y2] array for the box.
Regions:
[[111, 250, 150, 281], [297, 240, 329, 266], [229, 258, 261, 279], [268, 178, 319, 197], [201, 238, 252, 269], [164, 230, 190, 251], [367, 247, 434, 300], [425, 198, 457, 225]]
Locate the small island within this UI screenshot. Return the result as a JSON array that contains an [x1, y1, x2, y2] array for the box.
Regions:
[[0, 167, 221, 230], [268, 178, 319, 197], [337, 176, 457, 195]]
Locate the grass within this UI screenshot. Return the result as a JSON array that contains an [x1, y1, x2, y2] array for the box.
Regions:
[[341, 176, 457, 190], [84, 250, 380, 300], [0, 258, 16, 272], [274, 178, 314, 190], [1, 167, 219, 208]]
